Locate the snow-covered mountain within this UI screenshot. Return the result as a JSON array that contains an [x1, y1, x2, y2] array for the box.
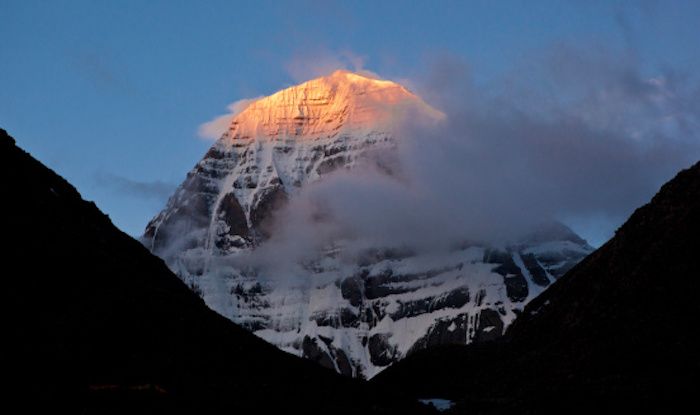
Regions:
[[143, 70, 592, 378]]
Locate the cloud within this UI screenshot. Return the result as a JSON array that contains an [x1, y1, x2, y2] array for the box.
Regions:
[[197, 97, 263, 140], [408, 47, 700, 246], [71, 50, 140, 97], [238, 43, 700, 277], [95, 172, 175, 202], [613, 0, 660, 48]]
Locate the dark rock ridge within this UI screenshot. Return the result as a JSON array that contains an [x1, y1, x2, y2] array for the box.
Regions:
[[374, 161, 700, 413], [1, 128, 428, 414]]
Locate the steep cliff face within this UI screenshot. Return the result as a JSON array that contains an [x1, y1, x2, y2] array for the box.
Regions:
[[143, 71, 592, 378]]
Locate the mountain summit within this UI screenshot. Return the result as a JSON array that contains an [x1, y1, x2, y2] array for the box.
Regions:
[[143, 73, 592, 378], [220, 70, 443, 141], [145, 70, 442, 253]]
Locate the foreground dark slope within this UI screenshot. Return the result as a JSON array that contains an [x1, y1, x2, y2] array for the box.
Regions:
[[375, 161, 700, 413], [1, 129, 428, 414]]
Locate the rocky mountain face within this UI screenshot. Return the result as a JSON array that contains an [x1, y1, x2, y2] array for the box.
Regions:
[[2, 128, 428, 414], [143, 71, 593, 378], [144, 70, 439, 254], [374, 161, 700, 413]]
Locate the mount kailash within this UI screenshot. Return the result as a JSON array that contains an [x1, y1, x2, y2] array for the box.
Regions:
[[143, 70, 593, 378]]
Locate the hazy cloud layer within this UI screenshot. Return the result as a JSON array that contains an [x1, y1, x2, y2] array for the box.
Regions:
[[242, 44, 699, 274], [198, 97, 263, 140], [71, 50, 141, 97], [96, 172, 175, 202]]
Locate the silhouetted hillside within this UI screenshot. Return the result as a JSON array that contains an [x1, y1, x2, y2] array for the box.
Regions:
[[1, 128, 428, 414]]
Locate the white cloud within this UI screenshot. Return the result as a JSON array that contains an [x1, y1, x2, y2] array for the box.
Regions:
[[197, 97, 262, 140]]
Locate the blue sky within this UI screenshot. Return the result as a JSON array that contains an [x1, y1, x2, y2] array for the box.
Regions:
[[1, 0, 699, 246]]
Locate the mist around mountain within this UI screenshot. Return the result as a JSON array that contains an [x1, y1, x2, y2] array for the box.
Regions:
[[374, 160, 700, 413]]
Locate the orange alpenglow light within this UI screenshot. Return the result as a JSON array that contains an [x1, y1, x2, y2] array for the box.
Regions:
[[220, 70, 445, 142]]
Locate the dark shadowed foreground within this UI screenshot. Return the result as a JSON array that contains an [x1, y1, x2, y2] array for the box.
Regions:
[[374, 160, 700, 413], [1, 128, 429, 414]]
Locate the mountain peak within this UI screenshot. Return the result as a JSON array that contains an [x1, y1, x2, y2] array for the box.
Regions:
[[218, 71, 443, 143], [143, 66, 593, 378], [324, 69, 404, 88]]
